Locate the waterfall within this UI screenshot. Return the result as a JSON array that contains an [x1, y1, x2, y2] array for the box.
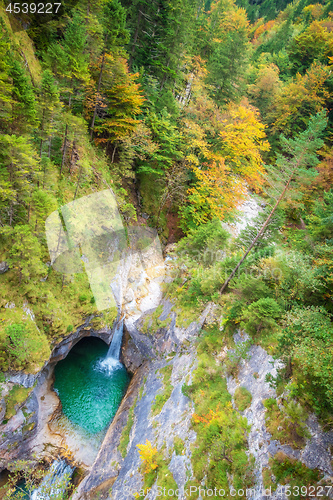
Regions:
[[30, 460, 74, 500], [106, 319, 124, 360], [96, 318, 124, 373]]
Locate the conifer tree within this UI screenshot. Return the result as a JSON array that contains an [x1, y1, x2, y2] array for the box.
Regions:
[[89, 0, 129, 138], [9, 59, 37, 132], [0, 24, 13, 131], [220, 111, 328, 293], [39, 70, 61, 157], [0, 135, 40, 226], [206, 1, 250, 105]]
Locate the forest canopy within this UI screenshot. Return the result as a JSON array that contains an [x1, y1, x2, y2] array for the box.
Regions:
[[0, 0, 333, 429]]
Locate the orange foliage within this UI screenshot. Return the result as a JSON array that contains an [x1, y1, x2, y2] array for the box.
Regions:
[[253, 20, 276, 40]]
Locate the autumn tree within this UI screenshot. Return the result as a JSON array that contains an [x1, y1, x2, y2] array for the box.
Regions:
[[90, 55, 144, 164], [248, 63, 281, 118], [89, 0, 129, 138], [219, 100, 269, 189], [288, 20, 333, 74], [137, 440, 158, 473], [221, 111, 327, 293], [268, 62, 330, 137]]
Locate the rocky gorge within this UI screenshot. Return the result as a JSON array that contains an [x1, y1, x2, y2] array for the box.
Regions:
[[1, 201, 333, 500]]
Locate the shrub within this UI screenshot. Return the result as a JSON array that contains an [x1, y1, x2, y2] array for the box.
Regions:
[[234, 386, 252, 411], [1, 322, 50, 372], [241, 297, 282, 336], [177, 220, 229, 264], [278, 306, 333, 414], [137, 440, 158, 474]]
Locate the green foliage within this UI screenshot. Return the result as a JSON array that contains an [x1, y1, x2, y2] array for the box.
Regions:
[[225, 339, 252, 377], [136, 447, 178, 500], [173, 436, 185, 455], [141, 305, 171, 335], [185, 342, 255, 498], [241, 297, 282, 336], [234, 208, 285, 251], [9, 58, 37, 130], [0, 135, 40, 225], [0, 225, 45, 283], [0, 322, 50, 372], [45, 12, 89, 87], [234, 386, 252, 411], [307, 189, 333, 242], [197, 324, 225, 356], [278, 306, 333, 414], [269, 452, 322, 496], [177, 220, 229, 264], [1, 458, 73, 500], [263, 397, 310, 449], [118, 399, 136, 458]]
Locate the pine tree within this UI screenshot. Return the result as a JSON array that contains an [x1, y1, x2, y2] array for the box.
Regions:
[[206, 1, 250, 105], [89, 0, 129, 138], [9, 58, 37, 132], [39, 70, 61, 157], [0, 135, 40, 226], [0, 22, 13, 131], [220, 110, 328, 293]]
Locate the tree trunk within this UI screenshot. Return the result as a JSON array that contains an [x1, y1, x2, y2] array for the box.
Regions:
[[129, 9, 142, 69], [69, 140, 76, 173], [9, 202, 14, 226], [60, 92, 72, 173], [19, 50, 36, 87], [40, 109, 45, 157], [60, 124, 68, 174], [111, 144, 117, 163], [220, 168, 298, 294], [285, 355, 292, 379], [90, 50, 106, 140]]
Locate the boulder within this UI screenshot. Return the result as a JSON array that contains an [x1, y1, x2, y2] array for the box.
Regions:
[[0, 262, 9, 274]]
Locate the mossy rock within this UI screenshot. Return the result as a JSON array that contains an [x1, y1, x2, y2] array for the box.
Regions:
[[4, 385, 32, 421]]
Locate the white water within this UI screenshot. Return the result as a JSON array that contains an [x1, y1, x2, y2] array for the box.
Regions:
[[96, 319, 124, 373], [107, 319, 124, 359], [30, 460, 73, 500]]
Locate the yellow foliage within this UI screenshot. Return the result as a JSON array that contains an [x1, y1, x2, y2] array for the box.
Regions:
[[220, 100, 269, 191], [137, 439, 158, 474]]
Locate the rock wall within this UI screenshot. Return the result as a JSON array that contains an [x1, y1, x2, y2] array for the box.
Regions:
[[70, 297, 213, 499], [0, 317, 115, 471]]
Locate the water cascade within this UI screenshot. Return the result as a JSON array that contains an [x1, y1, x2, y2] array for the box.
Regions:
[[30, 460, 73, 500], [98, 318, 124, 372], [107, 319, 124, 359], [54, 322, 129, 435]]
